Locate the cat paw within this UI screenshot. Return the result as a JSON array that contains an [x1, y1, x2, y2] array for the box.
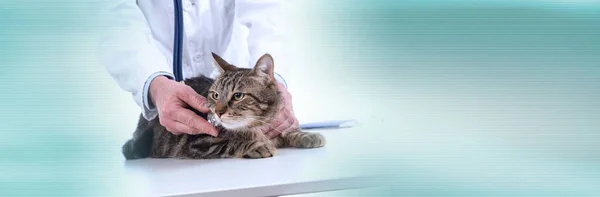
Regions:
[[242, 145, 276, 159], [298, 133, 326, 148]]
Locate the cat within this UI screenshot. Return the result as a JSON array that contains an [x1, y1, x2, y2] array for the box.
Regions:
[[122, 53, 325, 159]]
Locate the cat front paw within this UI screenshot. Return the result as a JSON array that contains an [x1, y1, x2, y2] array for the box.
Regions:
[[242, 145, 276, 159], [298, 133, 326, 148]]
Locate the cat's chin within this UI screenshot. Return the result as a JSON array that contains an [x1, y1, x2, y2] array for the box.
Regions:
[[219, 118, 253, 130], [208, 113, 257, 131]]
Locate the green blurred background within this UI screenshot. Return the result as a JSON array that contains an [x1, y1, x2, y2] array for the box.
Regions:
[[0, 0, 138, 196], [1, 0, 599, 196], [302, 0, 600, 196]]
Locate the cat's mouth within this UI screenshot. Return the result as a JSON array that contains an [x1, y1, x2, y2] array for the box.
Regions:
[[208, 113, 253, 130]]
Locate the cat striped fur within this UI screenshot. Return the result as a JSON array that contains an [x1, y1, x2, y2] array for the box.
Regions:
[[122, 53, 325, 159]]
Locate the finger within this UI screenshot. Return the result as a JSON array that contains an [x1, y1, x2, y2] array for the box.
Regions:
[[173, 121, 203, 135], [261, 125, 270, 133], [288, 107, 299, 128], [173, 109, 218, 136], [179, 87, 210, 113], [267, 130, 279, 139], [267, 111, 285, 132], [291, 117, 299, 129], [261, 123, 275, 134], [263, 111, 285, 137], [279, 89, 295, 113], [174, 119, 218, 136], [167, 126, 183, 135], [163, 119, 194, 135], [189, 121, 219, 137], [273, 122, 289, 135], [276, 110, 296, 132], [172, 108, 208, 129], [273, 111, 293, 136], [279, 96, 286, 109]]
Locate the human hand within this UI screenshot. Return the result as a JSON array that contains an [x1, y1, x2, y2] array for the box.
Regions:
[[149, 76, 218, 136], [262, 82, 299, 139]]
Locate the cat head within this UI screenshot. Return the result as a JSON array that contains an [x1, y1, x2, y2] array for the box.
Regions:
[[206, 53, 281, 130]]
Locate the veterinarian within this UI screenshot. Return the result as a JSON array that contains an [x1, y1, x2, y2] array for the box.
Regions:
[[98, 0, 297, 138]]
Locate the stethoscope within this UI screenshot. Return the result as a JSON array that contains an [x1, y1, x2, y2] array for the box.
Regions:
[[172, 0, 184, 82]]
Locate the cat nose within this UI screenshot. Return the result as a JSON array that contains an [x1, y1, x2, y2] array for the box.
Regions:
[[216, 110, 225, 118], [215, 103, 227, 118]]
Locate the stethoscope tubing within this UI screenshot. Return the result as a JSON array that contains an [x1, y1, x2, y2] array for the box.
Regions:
[[172, 0, 184, 82]]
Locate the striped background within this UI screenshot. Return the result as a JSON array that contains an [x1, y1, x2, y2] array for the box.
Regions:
[[1, 0, 599, 196]]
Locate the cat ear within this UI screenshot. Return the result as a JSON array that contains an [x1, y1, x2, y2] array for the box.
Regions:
[[252, 53, 275, 81], [211, 52, 237, 74]]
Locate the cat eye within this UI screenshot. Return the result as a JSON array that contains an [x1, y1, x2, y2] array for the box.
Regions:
[[232, 92, 245, 101], [211, 92, 219, 100]]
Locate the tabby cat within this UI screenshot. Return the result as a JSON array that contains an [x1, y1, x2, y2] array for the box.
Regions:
[[122, 53, 325, 159]]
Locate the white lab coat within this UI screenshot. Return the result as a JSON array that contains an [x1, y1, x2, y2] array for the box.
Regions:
[[97, 0, 288, 120]]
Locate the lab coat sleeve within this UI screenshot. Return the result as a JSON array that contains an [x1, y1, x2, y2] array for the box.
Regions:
[[236, 0, 289, 88], [97, 0, 173, 120]]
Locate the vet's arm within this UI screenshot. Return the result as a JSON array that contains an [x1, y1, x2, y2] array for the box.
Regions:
[[97, 0, 173, 120]]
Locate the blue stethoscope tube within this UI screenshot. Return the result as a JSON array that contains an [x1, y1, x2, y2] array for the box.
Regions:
[[173, 0, 184, 82]]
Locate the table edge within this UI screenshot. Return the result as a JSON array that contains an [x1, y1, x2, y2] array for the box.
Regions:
[[164, 176, 378, 197]]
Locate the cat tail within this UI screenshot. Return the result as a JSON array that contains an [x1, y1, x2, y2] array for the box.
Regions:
[[122, 115, 155, 160], [122, 139, 139, 159]]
